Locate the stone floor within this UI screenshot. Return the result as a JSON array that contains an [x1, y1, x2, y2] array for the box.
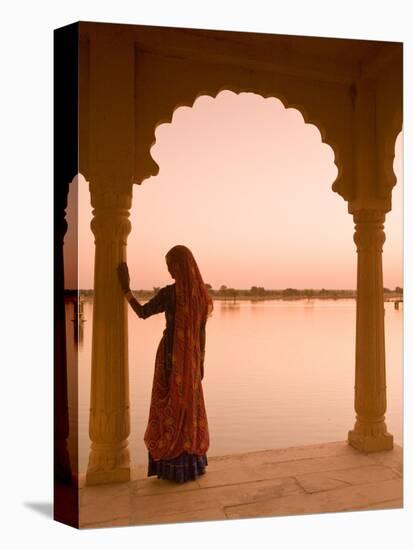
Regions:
[[79, 441, 403, 529]]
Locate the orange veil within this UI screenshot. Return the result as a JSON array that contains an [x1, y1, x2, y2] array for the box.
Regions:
[[144, 245, 213, 460]]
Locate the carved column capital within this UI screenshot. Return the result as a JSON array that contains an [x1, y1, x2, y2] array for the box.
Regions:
[[89, 186, 132, 244], [90, 184, 133, 210], [90, 208, 131, 244], [353, 210, 386, 251], [353, 209, 385, 224]]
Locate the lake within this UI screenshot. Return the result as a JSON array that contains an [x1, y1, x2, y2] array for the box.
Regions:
[[65, 298, 403, 473]]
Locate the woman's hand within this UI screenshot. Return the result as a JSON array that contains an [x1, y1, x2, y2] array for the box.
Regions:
[[117, 262, 130, 293]]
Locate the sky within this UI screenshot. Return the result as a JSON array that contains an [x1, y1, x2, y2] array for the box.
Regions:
[[66, 90, 403, 290]]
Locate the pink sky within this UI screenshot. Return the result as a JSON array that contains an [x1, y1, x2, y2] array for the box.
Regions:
[[66, 91, 403, 290]]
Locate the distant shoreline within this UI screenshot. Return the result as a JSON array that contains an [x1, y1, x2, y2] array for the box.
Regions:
[[68, 289, 403, 303]]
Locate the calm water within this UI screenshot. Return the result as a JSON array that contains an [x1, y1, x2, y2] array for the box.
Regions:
[[66, 299, 403, 472]]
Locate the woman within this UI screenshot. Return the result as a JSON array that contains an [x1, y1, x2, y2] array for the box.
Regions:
[[117, 245, 213, 483]]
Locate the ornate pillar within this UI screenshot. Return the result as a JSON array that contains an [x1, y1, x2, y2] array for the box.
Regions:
[[348, 209, 394, 452], [86, 190, 132, 485]]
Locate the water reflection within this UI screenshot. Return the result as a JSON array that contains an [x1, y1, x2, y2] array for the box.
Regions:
[[219, 301, 241, 313], [68, 298, 403, 473]]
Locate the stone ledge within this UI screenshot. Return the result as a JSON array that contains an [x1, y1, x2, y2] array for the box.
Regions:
[[224, 478, 403, 519], [78, 441, 403, 529]]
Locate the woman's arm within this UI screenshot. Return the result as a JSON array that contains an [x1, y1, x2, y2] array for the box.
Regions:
[[125, 289, 144, 317], [117, 262, 144, 317], [117, 262, 167, 319]]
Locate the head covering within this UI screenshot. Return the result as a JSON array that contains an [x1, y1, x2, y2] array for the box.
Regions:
[[144, 245, 212, 459], [166, 244, 213, 322]]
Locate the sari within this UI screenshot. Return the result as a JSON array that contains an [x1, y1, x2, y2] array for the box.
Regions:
[[137, 245, 213, 482]]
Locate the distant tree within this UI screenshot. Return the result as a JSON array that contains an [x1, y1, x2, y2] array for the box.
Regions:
[[283, 288, 299, 297], [395, 286, 403, 294], [219, 285, 228, 299], [153, 286, 160, 295], [227, 288, 238, 303]]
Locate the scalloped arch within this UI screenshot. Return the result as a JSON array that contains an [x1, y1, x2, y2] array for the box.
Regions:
[[381, 113, 403, 199], [137, 86, 345, 199]]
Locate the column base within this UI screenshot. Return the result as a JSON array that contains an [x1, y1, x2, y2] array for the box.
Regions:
[[348, 429, 394, 453], [86, 440, 131, 485], [86, 466, 131, 486]]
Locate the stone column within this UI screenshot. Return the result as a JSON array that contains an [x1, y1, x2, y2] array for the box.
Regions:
[[86, 190, 132, 485], [348, 209, 394, 452]]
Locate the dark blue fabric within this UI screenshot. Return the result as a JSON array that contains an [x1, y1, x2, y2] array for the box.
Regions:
[[148, 452, 208, 483]]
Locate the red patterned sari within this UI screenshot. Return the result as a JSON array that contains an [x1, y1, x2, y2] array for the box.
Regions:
[[138, 246, 213, 481]]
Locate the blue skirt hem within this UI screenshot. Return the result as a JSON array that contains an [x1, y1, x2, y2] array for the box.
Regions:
[[147, 452, 208, 483]]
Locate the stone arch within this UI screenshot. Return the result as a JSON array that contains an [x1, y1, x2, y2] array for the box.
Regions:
[[381, 114, 403, 201], [376, 56, 403, 205], [144, 88, 341, 193], [133, 52, 354, 203], [130, 88, 351, 295]]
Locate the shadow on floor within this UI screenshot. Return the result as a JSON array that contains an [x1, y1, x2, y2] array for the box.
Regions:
[[23, 502, 53, 519]]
